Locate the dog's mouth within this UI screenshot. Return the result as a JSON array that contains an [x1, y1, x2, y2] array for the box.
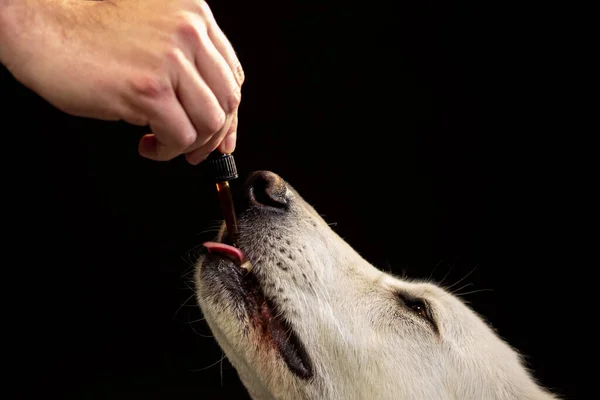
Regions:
[[203, 234, 314, 380]]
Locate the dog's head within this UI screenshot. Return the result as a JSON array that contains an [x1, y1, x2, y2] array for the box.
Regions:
[[195, 171, 556, 400]]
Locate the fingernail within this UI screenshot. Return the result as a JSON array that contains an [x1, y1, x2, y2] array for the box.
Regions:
[[138, 135, 156, 158], [220, 132, 237, 154]]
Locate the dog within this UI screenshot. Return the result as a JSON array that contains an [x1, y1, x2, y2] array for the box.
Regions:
[[195, 171, 557, 400]]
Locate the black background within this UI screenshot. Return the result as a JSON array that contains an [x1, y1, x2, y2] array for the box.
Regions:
[[3, 0, 574, 399]]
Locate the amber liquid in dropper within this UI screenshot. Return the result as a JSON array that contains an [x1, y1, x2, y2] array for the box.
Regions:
[[215, 181, 239, 246]]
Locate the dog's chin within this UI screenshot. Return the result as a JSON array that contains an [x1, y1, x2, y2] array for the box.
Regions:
[[199, 233, 314, 381]]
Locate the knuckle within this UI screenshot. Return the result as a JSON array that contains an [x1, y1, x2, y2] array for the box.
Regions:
[[195, 1, 214, 22], [205, 109, 227, 133], [174, 13, 203, 45], [223, 85, 241, 112], [164, 46, 186, 67], [129, 73, 170, 99], [175, 131, 197, 149]]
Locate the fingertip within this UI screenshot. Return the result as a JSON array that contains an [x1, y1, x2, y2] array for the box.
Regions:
[[218, 130, 237, 154], [185, 150, 209, 165], [139, 134, 179, 161]]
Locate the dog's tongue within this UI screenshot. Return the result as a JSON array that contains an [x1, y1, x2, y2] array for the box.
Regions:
[[203, 242, 246, 265]]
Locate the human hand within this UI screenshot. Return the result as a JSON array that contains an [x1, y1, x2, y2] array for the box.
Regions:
[[0, 0, 244, 164]]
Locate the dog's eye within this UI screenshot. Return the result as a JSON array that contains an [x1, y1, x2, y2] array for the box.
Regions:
[[397, 292, 435, 326], [402, 297, 427, 319], [409, 302, 427, 318]]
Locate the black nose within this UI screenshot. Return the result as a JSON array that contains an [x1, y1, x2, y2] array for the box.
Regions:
[[245, 171, 289, 210]]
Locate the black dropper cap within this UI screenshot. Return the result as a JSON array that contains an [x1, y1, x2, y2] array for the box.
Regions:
[[204, 151, 238, 183]]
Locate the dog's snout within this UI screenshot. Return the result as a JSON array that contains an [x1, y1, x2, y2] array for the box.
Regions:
[[246, 171, 289, 210]]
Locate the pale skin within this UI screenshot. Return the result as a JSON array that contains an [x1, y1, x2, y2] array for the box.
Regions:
[[0, 0, 244, 164]]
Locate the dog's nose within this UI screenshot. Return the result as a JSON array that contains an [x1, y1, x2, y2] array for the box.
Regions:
[[246, 171, 289, 210]]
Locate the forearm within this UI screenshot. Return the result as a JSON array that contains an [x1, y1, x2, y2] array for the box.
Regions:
[[0, 0, 77, 69]]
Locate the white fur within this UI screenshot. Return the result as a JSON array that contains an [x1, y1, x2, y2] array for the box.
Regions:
[[195, 172, 557, 400]]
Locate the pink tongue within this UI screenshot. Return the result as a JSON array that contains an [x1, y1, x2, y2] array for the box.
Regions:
[[203, 242, 246, 265]]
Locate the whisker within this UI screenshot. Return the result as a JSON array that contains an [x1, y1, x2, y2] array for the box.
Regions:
[[180, 266, 199, 281], [401, 266, 408, 280], [189, 354, 226, 372], [183, 243, 208, 257], [188, 319, 213, 338], [220, 352, 225, 386], [454, 288, 494, 296], [428, 259, 444, 280], [384, 260, 393, 273], [173, 293, 197, 319], [450, 283, 474, 294], [445, 264, 479, 291], [196, 227, 223, 235], [195, 221, 224, 234], [438, 263, 455, 286]]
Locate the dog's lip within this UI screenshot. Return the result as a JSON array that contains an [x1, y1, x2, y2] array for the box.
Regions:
[[203, 241, 246, 265], [201, 239, 314, 380]]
